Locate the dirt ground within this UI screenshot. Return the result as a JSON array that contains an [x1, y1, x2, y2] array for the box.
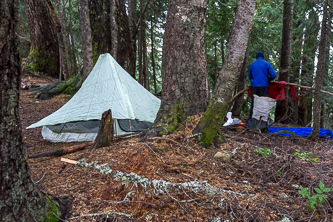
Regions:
[[20, 74, 333, 221]]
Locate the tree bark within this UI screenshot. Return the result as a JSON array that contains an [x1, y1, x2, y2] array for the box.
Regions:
[[308, 0, 328, 139], [138, 0, 144, 85], [275, 0, 294, 123], [0, 1, 70, 220], [91, 110, 114, 151], [231, 45, 249, 116], [89, 0, 112, 60], [110, 0, 135, 74], [54, 0, 72, 79], [24, 0, 60, 78], [128, 0, 137, 78], [298, 7, 320, 126], [193, 0, 256, 148], [152, 0, 210, 135], [79, 0, 94, 79]]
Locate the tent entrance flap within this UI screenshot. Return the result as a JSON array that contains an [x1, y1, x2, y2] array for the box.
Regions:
[[42, 119, 154, 143], [47, 120, 100, 133], [118, 119, 153, 132]]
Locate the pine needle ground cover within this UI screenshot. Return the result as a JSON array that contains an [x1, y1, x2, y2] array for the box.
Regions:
[[21, 75, 333, 221]]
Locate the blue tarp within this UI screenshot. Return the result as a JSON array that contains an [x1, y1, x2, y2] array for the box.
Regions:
[[268, 127, 333, 138]]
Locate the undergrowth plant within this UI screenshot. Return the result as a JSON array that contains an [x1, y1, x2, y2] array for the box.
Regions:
[[254, 148, 271, 158], [294, 149, 318, 162], [298, 181, 332, 210]]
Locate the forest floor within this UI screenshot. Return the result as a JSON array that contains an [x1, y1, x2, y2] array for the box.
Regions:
[[20, 74, 333, 222]]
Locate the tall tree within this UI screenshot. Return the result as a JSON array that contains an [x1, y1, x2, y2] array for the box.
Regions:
[[128, 0, 137, 78], [24, 0, 60, 78], [0, 1, 69, 220], [231, 45, 249, 116], [88, 0, 111, 61], [193, 0, 256, 147], [152, 0, 210, 135], [298, 4, 320, 126], [53, 0, 72, 79], [110, 0, 135, 74], [275, 0, 294, 123], [79, 0, 93, 79], [308, 0, 329, 139]]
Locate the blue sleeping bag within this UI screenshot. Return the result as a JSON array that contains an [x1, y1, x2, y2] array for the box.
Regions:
[[268, 127, 333, 138]]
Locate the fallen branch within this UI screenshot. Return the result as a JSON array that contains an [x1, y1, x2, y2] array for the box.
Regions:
[[229, 87, 250, 103], [151, 137, 182, 147], [28, 142, 94, 159], [28, 133, 139, 159]]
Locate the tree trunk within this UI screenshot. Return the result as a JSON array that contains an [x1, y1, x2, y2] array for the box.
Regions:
[[54, 0, 72, 79], [193, 0, 256, 148], [231, 45, 248, 116], [24, 0, 60, 78], [151, 17, 158, 94], [152, 0, 210, 135], [143, 20, 150, 90], [275, 0, 294, 123], [308, 0, 328, 139], [128, 0, 137, 78], [79, 0, 94, 79], [89, 0, 112, 60], [0, 1, 70, 220], [298, 7, 319, 126], [68, 0, 79, 76], [138, 0, 144, 85], [91, 110, 114, 151], [110, 0, 135, 74]]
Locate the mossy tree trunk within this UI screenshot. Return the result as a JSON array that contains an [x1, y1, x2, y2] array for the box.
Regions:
[[0, 2, 70, 220], [88, 0, 112, 62], [24, 0, 60, 78], [152, 0, 210, 136], [193, 0, 256, 148]]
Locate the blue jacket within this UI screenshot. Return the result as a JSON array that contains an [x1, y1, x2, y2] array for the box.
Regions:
[[248, 58, 276, 87]]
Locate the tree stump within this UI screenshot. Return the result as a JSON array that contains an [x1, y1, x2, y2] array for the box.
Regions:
[[91, 109, 114, 151]]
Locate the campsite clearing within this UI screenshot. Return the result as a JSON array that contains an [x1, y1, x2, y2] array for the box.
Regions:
[[21, 75, 333, 221]]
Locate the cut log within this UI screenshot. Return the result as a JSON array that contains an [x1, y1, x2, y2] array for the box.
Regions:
[[28, 142, 93, 159], [90, 109, 114, 152]]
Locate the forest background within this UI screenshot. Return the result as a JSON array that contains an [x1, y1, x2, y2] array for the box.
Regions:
[[18, 0, 332, 132], [1, 0, 333, 221]]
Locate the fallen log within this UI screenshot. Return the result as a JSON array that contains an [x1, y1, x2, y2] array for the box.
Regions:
[[28, 133, 140, 159], [28, 142, 94, 159]]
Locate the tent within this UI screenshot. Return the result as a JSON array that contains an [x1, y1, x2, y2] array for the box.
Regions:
[[27, 53, 161, 142]]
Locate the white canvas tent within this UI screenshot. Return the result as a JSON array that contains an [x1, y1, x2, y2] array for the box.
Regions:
[[27, 53, 161, 142]]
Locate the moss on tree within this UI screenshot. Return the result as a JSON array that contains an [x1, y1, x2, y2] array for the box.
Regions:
[[44, 195, 61, 222], [193, 100, 229, 148], [23, 47, 58, 78]]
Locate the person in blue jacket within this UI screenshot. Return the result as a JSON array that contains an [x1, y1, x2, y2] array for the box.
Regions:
[[248, 51, 276, 118]]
